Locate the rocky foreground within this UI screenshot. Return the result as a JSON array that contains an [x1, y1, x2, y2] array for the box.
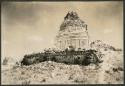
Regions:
[[2, 50, 123, 85]]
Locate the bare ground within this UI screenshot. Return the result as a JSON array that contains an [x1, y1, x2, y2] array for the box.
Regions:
[[1, 51, 124, 84]]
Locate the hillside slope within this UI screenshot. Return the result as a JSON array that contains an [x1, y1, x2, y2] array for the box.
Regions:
[[2, 50, 123, 84], [2, 40, 123, 84]]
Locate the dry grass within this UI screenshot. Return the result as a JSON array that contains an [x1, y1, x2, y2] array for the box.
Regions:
[[1, 48, 123, 84]]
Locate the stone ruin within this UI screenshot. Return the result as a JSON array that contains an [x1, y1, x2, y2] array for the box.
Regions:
[[21, 11, 103, 66], [55, 11, 89, 51]]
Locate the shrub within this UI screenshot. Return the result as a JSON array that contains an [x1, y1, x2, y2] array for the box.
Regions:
[[82, 49, 101, 65], [2, 57, 8, 65], [51, 56, 57, 62], [21, 49, 102, 66], [74, 58, 80, 64]]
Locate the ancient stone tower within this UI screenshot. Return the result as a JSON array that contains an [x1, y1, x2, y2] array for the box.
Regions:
[[55, 11, 89, 50]]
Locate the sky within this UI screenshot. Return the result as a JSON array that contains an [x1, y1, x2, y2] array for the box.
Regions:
[[1, 1, 123, 60]]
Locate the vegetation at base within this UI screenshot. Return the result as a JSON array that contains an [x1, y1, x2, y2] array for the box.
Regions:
[[21, 48, 103, 66]]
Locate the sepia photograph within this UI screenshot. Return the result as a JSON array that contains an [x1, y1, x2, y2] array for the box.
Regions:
[[1, 1, 124, 85]]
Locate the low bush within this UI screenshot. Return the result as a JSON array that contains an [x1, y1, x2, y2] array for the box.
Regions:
[[21, 49, 102, 66]]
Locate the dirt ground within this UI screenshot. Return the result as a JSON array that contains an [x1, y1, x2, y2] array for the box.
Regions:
[[1, 50, 123, 85]]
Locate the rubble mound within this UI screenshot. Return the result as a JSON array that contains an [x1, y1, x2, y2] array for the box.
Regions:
[[90, 40, 124, 84], [2, 58, 123, 85], [90, 40, 116, 51]]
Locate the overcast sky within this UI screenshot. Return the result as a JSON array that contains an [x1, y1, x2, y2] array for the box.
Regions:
[[2, 1, 123, 59]]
